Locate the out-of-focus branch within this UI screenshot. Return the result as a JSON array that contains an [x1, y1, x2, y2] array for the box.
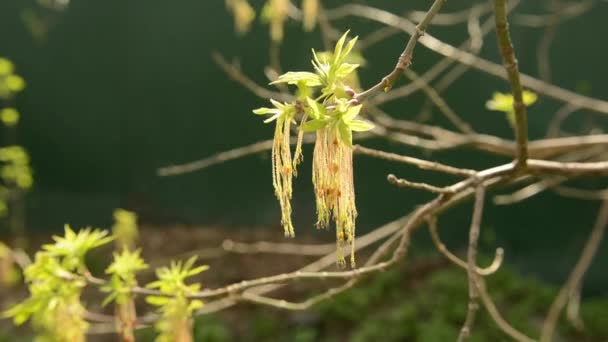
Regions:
[[158, 139, 275, 176], [403, 69, 475, 134], [475, 276, 537, 342], [333, 4, 608, 114], [221, 238, 336, 255], [540, 200, 608, 342], [354, 144, 475, 177], [428, 218, 503, 276], [355, 0, 448, 100], [211, 52, 293, 102], [370, 0, 522, 107], [514, 0, 596, 27]]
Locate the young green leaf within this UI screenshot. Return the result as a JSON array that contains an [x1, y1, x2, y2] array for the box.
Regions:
[[348, 119, 374, 132], [336, 63, 359, 80], [300, 119, 328, 132], [272, 71, 321, 86], [342, 104, 362, 121], [305, 97, 326, 120], [338, 120, 353, 147]]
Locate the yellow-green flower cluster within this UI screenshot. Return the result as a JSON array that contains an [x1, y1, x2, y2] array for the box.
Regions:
[[0, 58, 25, 100], [0, 146, 33, 190], [253, 32, 374, 267], [146, 256, 208, 342], [0, 58, 32, 196], [102, 248, 148, 342], [3, 225, 113, 342], [0, 58, 25, 127]]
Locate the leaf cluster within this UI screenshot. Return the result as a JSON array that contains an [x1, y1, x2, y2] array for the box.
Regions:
[[146, 256, 208, 341], [254, 31, 374, 147], [101, 248, 148, 306], [3, 225, 112, 341]]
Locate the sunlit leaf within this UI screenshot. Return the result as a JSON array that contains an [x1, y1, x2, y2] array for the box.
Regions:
[[338, 120, 353, 147], [300, 119, 328, 132], [272, 71, 322, 86], [348, 119, 374, 132]]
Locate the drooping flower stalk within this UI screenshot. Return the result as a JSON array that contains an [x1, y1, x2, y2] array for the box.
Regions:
[[313, 124, 357, 267], [302, 0, 319, 31], [254, 32, 374, 265], [271, 116, 296, 237]]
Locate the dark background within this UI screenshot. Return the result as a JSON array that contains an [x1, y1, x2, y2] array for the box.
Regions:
[[0, 0, 607, 294]]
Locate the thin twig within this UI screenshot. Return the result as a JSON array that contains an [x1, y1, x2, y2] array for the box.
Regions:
[[514, 0, 596, 27], [428, 218, 503, 276], [354, 144, 475, 177], [403, 68, 475, 134], [211, 52, 293, 102], [221, 239, 335, 256], [370, 0, 522, 107], [493, 176, 567, 205], [458, 185, 486, 341], [355, 0, 448, 100], [475, 276, 537, 342], [387, 174, 453, 194], [335, 4, 608, 114]]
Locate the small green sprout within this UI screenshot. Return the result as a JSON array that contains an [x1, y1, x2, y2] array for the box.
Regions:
[[146, 256, 208, 342], [486, 90, 538, 127], [103, 248, 148, 305], [253, 31, 374, 267], [0, 57, 26, 99], [102, 248, 148, 342], [43, 224, 114, 272], [3, 225, 113, 341], [112, 208, 139, 250], [272, 31, 360, 100]]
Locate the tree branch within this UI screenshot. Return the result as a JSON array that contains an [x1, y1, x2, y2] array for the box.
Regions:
[[494, 0, 529, 167]]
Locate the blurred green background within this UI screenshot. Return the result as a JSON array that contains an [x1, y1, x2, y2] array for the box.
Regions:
[[0, 0, 607, 295]]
